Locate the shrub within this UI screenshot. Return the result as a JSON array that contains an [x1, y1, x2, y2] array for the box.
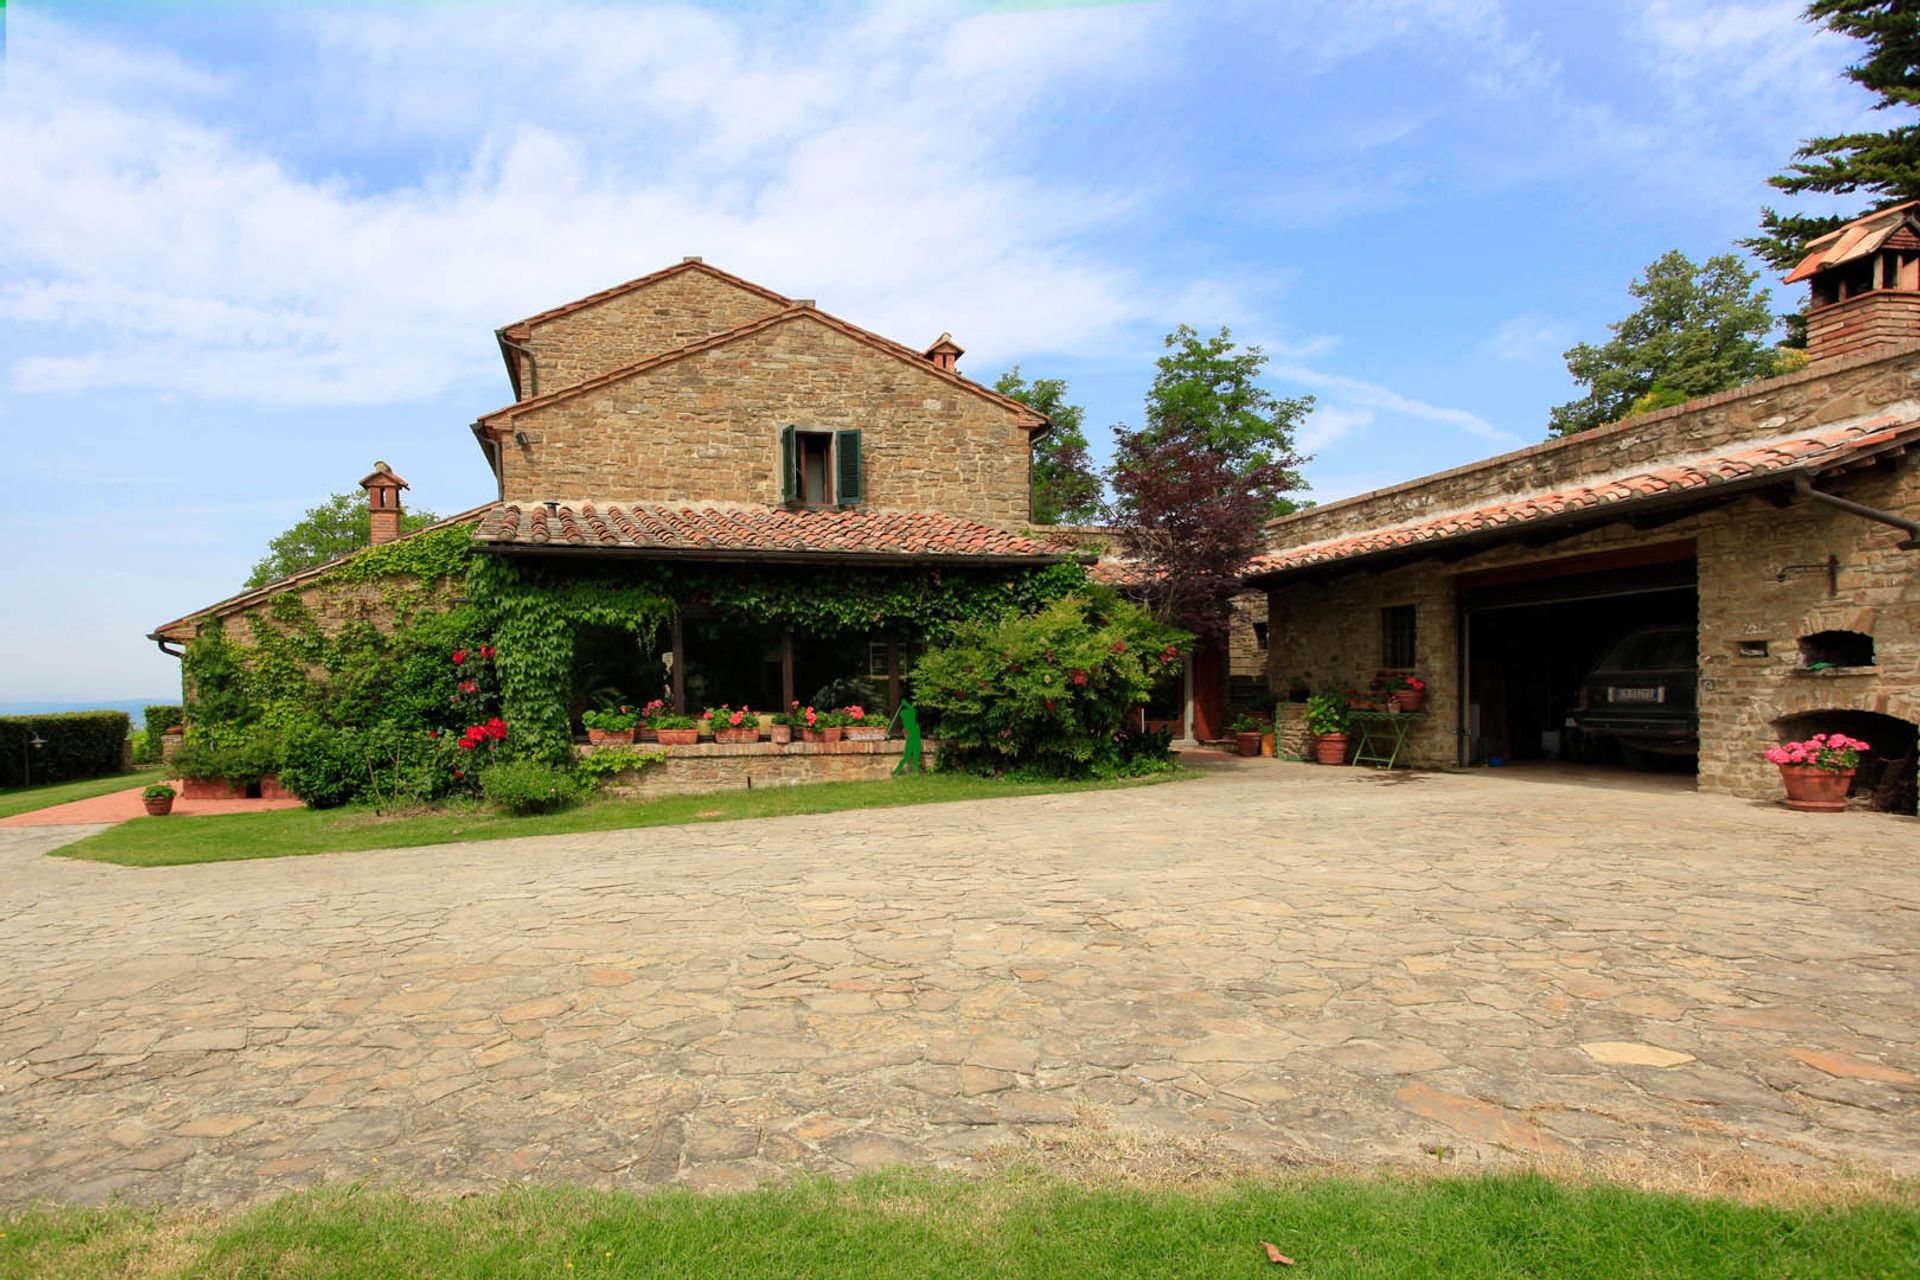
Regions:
[[279, 725, 369, 809], [479, 759, 580, 816], [573, 746, 666, 790], [171, 729, 284, 786], [142, 783, 176, 800], [581, 706, 640, 734], [1304, 692, 1349, 737], [911, 592, 1190, 778], [0, 712, 133, 788]]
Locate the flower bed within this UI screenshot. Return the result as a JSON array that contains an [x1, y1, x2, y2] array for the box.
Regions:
[[576, 738, 931, 800]]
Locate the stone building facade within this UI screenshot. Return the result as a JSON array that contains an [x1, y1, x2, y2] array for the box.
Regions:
[[1252, 208, 1920, 811]]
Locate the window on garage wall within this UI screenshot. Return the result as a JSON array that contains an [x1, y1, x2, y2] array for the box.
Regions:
[[1381, 604, 1417, 669]]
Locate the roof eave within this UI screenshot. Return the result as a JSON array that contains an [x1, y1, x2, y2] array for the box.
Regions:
[[470, 542, 1084, 568]]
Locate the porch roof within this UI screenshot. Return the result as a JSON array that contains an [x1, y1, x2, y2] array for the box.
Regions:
[[1246, 413, 1920, 586], [472, 501, 1085, 566]]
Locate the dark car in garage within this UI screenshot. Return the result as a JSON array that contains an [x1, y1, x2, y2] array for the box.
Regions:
[[1568, 625, 1698, 768]]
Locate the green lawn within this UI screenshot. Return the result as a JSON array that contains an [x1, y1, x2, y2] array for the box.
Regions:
[[0, 766, 164, 821], [3, 1169, 1914, 1279], [54, 769, 1188, 868]]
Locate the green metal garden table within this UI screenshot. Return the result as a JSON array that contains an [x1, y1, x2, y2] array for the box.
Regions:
[[1348, 710, 1422, 769]]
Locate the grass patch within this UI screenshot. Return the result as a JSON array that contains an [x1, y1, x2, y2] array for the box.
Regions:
[[0, 766, 165, 820], [2, 1169, 1915, 1279], [53, 769, 1188, 868]]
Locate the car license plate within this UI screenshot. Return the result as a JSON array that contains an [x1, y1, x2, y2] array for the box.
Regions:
[[1609, 687, 1665, 703]]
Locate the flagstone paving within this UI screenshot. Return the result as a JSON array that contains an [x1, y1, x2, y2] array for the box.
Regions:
[[1, 762, 1916, 1207]]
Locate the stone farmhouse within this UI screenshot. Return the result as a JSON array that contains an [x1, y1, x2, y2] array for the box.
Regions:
[[150, 260, 1238, 753], [1253, 202, 1920, 812]]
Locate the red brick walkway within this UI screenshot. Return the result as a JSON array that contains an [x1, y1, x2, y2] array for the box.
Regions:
[[0, 783, 304, 828]]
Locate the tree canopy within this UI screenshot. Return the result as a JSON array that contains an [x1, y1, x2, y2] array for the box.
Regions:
[[994, 367, 1106, 525], [1547, 252, 1784, 438], [1744, 1, 1920, 273], [1109, 325, 1312, 637], [245, 491, 441, 589]]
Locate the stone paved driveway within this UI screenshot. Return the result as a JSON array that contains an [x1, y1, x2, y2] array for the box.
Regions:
[[2, 762, 1916, 1206]]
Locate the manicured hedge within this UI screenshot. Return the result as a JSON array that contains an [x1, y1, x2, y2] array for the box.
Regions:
[[0, 712, 132, 788]]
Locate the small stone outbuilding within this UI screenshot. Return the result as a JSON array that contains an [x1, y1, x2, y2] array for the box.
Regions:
[[1253, 205, 1920, 812]]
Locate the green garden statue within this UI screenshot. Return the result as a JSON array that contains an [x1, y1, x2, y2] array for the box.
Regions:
[[891, 701, 924, 775]]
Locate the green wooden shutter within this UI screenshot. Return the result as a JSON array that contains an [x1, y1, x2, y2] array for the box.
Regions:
[[835, 429, 862, 505], [779, 425, 797, 504]]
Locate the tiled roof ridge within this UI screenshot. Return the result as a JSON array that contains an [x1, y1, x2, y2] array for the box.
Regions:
[[1266, 345, 1920, 535], [498, 259, 792, 337], [1255, 413, 1920, 576], [477, 304, 1049, 431], [475, 500, 1078, 562]]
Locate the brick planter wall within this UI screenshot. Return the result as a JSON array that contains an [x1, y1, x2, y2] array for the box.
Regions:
[[578, 738, 934, 800]]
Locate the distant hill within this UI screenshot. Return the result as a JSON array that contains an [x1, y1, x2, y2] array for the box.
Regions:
[[0, 700, 177, 730]]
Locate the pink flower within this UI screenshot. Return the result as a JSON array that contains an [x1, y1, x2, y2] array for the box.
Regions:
[[728, 710, 743, 727]]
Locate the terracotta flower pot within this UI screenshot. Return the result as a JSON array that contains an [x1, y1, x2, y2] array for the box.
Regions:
[[655, 728, 699, 746], [1261, 732, 1276, 758], [636, 727, 658, 743], [1235, 731, 1264, 757], [801, 727, 842, 744], [587, 728, 633, 746], [1392, 689, 1426, 713], [715, 728, 759, 744], [1778, 764, 1855, 813], [770, 724, 792, 744], [1313, 732, 1350, 765], [142, 796, 174, 817]]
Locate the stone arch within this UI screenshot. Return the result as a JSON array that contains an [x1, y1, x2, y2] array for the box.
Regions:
[[1762, 686, 1918, 728], [1766, 697, 1918, 815]]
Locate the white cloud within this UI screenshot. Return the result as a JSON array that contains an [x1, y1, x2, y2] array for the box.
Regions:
[[1271, 362, 1520, 444], [1297, 404, 1375, 453], [0, 4, 1169, 406], [1483, 312, 1568, 362]]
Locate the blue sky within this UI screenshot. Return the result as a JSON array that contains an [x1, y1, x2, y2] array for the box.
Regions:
[[0, 0, 1872, 701]]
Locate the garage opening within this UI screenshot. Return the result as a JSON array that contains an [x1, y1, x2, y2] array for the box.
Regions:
[[1771, 709, 1918, 814], [1459, 544, 1698, 775]]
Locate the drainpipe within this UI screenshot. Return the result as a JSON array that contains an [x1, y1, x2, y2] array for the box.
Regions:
[[1794, 474, 1920, 549], [496, 329, 538, 399], [153, 638, 184, 659]]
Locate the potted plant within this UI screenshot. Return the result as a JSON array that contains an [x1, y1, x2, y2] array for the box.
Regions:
[[581, 705, 639, 745], [1228, 714, 1267, 757], [635, 699, 666, 743], [799, 706, 843, 744], [1304, 693, 1350, 765], [1384, 674, 1427, 714], [709, 705, 762, 744], [843, 705, 887, 742], [653, 713, 700, 746], [1766, 733, 1869, 812], [769, 703, 798, 744], [142, 782, 176, 816]]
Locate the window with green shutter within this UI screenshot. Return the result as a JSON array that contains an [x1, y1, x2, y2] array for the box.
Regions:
[[779, 425, 797, 504], [834, 429, 862, 506]]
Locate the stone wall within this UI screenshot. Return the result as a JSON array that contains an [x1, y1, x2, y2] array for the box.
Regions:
[[519, 269, 786, 397], [1264, 461, 1920, 803], [1265, 343, 1920, 549], [584, 738, 924, 799], [498, 312, 1035, 527]]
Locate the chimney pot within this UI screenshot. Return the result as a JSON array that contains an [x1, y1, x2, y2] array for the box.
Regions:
[[359, 461, 410, 546], [923, 332, 964, 373]]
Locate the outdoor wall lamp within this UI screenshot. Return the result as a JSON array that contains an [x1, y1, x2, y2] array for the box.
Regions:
[[23, 733, 45, 788], [515, 431, 530, 447]]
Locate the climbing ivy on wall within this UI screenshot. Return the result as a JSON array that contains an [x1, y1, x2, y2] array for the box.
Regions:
[[185, 522, 1094, 769]]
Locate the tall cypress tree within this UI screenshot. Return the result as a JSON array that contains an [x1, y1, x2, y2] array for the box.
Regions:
[[1744, 2, 1920, 274]]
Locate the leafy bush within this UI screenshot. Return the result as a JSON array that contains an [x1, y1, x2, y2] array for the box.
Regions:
[[911, 592, 1189, 778], [1304, 692, 1349, 737], [278, 725, 369, 809], [0, 712, 133, 788], [171, 729, 284, 785], [134, 705, 186, 763], [573, 747, 666, 789], [581, 706, 639, 733], [479, 759, 580, 816], [142, 783, 176, 800]]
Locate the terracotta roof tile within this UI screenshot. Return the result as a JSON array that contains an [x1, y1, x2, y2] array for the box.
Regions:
[[474, 502, 1075, 563], [1785, 201, 1920, 284], [1249, 416, 1920, 580]]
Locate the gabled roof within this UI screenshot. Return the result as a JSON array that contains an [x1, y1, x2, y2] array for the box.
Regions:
[[473, 501, 1079, 565], [1247, 414, 1920, 583], [476, 304, 1050, 431], [1785, 201, 1920, 284], [148, 504, 493, 642], [497, 258, 792, 339]]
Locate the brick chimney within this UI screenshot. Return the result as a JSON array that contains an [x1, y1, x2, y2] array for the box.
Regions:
[[1788, 201, 1920, 363], [359, 461, 409, 546], [923, 332, 964, 373]]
